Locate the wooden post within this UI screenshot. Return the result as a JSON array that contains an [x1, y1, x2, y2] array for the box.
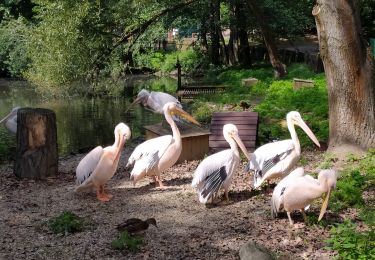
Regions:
[[14, 108, 58, 179], [176, 58, 182, 91]]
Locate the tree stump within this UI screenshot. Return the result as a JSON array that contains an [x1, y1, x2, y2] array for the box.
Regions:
[[14, 108, 58, 179]]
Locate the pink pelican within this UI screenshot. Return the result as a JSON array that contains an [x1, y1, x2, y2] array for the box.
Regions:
[[192, 124, 250, 204], [246, 111, 320, 188], [75, 123, 131, 201], [271, 168, 337, 225], [0, 107, 20, 134], [126, 102, 200, 188]]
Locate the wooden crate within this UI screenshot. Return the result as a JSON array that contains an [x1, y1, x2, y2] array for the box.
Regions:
[[293, 78, 314, 89], [209, 111, 259, 153], [144, 122, 210, 163]]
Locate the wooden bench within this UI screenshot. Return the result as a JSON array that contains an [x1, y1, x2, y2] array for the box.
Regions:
[[177, 85, 226, 100], [209, 111, 259, 153]]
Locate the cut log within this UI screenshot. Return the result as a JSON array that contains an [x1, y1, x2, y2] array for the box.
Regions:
[[14, 108, 58, 179]]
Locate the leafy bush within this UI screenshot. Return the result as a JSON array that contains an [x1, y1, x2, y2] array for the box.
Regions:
[[111, 231, 143, 252], [330, 170, 365, 212], [135, 49, 202, 73], [0, 17, 31, 77], [330, 150, 375, 212], [49, 211, 84, 235], [326, 219, 375, 260]]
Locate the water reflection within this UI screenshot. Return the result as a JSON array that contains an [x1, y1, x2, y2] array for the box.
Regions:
[[0, 76, 179, 160]]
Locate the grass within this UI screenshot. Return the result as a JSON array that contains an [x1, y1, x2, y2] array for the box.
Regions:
[[191, 63, 329, 146], [325, 219, 375, 259], [111, 231, 143, 252], [48, 211, 84, 235], [324, 149, 375, 259]]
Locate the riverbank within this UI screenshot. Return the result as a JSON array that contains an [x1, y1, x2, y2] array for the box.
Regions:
[[2, 146, 372, 259]]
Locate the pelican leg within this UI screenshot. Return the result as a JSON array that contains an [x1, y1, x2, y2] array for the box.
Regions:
[[225, 189, 230, 202], [300, 209, 307, 223], [96, 185, 112, 202], [287, 211, 294, 226], [155, 176, 168, 189]]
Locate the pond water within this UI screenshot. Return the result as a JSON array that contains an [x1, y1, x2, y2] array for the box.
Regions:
[[0, 76, 180, 161]]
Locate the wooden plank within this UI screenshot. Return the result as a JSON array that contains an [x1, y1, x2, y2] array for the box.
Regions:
[[213, 111, 258, 117], [211, 119, 258, 124], [209, 135, 257, 141], [209, 111, 258, 153]]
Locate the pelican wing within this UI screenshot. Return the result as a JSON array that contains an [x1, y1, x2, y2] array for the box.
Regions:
[[127, 135, 173, 170], [192, 149, 233, 203], [247, 139, 294, 177], [148, 92, 181, 114], [76, 146, 104, 185], [271, 167, 305, 218]]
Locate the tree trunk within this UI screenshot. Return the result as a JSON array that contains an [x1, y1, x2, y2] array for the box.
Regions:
[[209, 0, 221, 65], [238, 28, 252, 67], [14, 108, 58, 179], [245, 0, 287, 78], [313, 0, 375, 151], [220, 32, 229, 65], [228, 1, 240, 66]]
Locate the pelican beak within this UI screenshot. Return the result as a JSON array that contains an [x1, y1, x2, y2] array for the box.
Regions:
[[318, 187, 331, 221], [172, 107, 200, 126], [0, 110, 15, 124], [297, 118, 320, 147], [233, 134, 250, 160], [125, 96, 142, 113]]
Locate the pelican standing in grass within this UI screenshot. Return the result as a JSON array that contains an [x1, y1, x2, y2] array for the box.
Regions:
[[271, 168, 337, 226], [246, 111, 320, 188], [192, 124, 250, 204], [0, 107, 20, 134], [126, 102, 200, 188], [127, 89, 182, 114], [75, 123, 131, 202]]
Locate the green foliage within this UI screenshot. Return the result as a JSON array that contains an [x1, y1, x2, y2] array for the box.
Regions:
[[135, 49, 202, 73], [330, 150, 375, 212], [111, 231, 143, 252], [49, 211, 84, 235], [326, 219, 375, 260], [330, 170, 365, 212], [254, 65, 328, 145], [191, 64, 329, 145], [0, 16, 30, 77], [191, 101, 223, 125]]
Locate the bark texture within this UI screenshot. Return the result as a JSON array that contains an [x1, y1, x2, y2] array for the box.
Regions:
[[245, 0, 287, 78], [313, 0, 375, 150], [14, 108, 58, 179]]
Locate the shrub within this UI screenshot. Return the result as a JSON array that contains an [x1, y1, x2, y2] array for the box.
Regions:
[[0, 17, 31, 77], [326, 219, 375, 260], [49, 211, 84, 235], [111, 231, 143, 252]]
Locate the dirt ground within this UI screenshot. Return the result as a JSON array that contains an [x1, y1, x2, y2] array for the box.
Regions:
[[0, 146, 344, 260]]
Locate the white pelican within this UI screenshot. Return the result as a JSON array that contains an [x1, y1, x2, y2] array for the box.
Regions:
[[246, 111, 320, 188], [191, 124, 250, 204], [75, 123, 131, 201], [127, 89, 182, 114], [271, 168, 337, 225], [126, 102, 200, 188], [0, 107, 20, 134]]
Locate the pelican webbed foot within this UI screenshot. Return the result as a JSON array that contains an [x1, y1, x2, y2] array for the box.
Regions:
[[96, 185, 113, 202]]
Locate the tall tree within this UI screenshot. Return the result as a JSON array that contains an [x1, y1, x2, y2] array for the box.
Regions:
[[313, 0, 375, 150], [227, 0, 251, 67], [245, 0, 287, 78], [209, 0, 221, 65]]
